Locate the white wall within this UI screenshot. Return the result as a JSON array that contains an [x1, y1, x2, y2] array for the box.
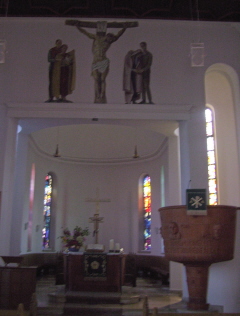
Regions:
[[0, 18, 239, 105], [1, 17, 240, 312], [0, 104, 7, 190]]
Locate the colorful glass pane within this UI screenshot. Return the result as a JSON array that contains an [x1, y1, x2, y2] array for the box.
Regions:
[[208, 179, 217, 193], [206, 122, 213, 136], [205, 108, 212, 122], [209, 193, 217, 205], [207, 137, 215, 151], [205, 108, 218, 205], [207, 150, 215, 165], [208, 165, 216, 179], [143, 175, 151, 250], [42, 174, 52, 249]]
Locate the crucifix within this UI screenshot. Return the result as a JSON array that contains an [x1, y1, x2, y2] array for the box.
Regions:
[[86, 188, 110, 244], [65, 19, 138, 103]]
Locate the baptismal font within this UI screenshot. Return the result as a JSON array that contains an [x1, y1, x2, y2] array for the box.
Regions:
[[159, 204, 238, 310]]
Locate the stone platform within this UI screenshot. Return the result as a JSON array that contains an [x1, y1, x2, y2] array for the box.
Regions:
[[36, 275, 182, 315]]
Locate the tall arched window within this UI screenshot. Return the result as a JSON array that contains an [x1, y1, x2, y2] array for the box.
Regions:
[[143, 175, 151, 250], [205, 108, 218, 205], [42, 173, 53, 249]]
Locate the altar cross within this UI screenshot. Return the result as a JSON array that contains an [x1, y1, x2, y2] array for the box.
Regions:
[[86, 189, 110, 244], [88, 214, 104, 244]]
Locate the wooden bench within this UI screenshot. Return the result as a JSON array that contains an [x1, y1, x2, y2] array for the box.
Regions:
[[20, 252, 59, 275], [18, 253, 169, 287], [124, 254, 170, 287], [136, 254, 169, 283]]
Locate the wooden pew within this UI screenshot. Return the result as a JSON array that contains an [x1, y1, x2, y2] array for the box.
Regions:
[[124, 254, 170, 287]]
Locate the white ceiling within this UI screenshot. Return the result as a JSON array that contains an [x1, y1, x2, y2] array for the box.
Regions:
[[26, 120, 179, 163]]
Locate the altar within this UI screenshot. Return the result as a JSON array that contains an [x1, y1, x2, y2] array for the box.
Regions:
[[64, 252, 125, 292]]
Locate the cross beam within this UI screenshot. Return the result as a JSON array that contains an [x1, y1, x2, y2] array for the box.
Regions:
[[65, 20, 138, 28], [85, 188, 110, 214]]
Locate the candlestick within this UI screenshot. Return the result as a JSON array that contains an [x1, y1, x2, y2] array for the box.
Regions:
[[115, 243, 120, 252], [109, 239, 114, 252]]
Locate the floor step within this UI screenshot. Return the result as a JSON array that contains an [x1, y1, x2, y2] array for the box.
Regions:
[[37, 306, 63, 315], [48, 292, 66, 304], [35, 275, 182, 315], [65, 291, 122, 304], [63, 304, 123, 316]]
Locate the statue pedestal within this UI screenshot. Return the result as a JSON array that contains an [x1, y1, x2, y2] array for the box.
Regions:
[[159, 205, 238, 311]]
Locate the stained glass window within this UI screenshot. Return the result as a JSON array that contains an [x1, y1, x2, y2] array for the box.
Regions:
[[205, 108, 218, 205], [42, 173, 52, 249], [143, 175, 151, 250]]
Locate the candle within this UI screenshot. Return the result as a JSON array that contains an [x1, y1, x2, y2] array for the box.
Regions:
[[115, 243, 120, 251], [109, 239, 114, 251]]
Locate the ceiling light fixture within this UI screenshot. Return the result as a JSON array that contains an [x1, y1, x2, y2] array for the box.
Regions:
[[53, 144, 61, 158], [133, 145, 139, 159], [53, 127, 61, 157], [190, 0, 205, 67]]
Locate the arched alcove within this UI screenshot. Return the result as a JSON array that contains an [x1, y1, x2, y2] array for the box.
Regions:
[[204, 63, 240, 312], [205, 63, 240, 205]]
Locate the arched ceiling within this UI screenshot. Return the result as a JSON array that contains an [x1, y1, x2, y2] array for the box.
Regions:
[[27, 120, 178, 163], [1, 0, 240, 22]]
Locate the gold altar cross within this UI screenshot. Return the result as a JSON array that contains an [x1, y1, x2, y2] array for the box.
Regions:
[[86, 189, 110, 244], [88, 214, 104, 244]]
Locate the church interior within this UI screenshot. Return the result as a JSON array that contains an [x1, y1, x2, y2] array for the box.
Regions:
[[1, 0, 240, 315]]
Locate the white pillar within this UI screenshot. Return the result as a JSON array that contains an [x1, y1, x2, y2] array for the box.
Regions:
[[179, 106, 208, 201], [0, 117, 18, 255], [11, 132, 29, 254], [168, 133, 183, 291], [178, 106, 208, 298]]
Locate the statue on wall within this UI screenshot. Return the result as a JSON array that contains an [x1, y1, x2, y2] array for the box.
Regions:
[[46, 39, 62, 102], [123, 49, 142, 104], [46, 40, 76, 103], [66, 20, 138, 104], [123, 41, 154, 104], [133, 42, 154, 104]]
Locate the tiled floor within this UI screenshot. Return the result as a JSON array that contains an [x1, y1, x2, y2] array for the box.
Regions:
[[36, 275, 183, 315]]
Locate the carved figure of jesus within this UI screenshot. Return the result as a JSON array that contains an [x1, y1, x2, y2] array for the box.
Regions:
[[86, 188, 110, 244], [89, 214, 104, 244], [66, 20, 138, 103]]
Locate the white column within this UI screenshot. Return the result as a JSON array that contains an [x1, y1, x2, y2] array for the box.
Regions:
[[0, 117, 18, 255], [179, 106, 208, 201], [167, 133, 183, 291], [178, 106, 208, 298], [11, 132, 29, 254]]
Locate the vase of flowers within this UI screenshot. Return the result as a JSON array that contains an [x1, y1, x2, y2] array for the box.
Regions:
[[59, 226, 89, 252]]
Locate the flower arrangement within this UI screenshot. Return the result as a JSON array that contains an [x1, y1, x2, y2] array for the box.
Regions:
[[59, 226, 89, 251]]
